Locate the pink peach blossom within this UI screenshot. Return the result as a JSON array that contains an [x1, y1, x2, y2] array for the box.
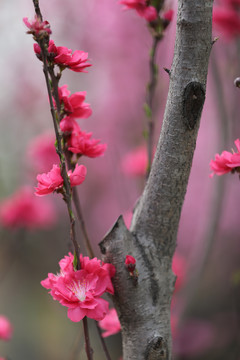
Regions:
[[34, 40, 91, 72], [41, 253, 115, 322], [125, 255, 136, 272], [120, 0, 158, 21], [98, 308, 121, 337], [23, 16, 51, 36], [35, 164, 63, 196], [68, 129, 107, 158], [0, 187, 56, 229], [210, 139, 240, 176], [35, 164, 87, 196], [57, 85, 92, 119], [0, 315, 13, 341], [68, 164, 87, 187]]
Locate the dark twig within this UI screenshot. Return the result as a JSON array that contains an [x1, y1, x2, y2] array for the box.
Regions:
[[83, 317, 94, 360], [145, 36, 160, 178], [32, 0, 42, 20], [95, 321, 113, 360], [72, 187, 94, 259]]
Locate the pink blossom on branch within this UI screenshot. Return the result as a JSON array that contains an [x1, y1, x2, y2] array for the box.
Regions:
[[210, 139, 240, 176], [34, 40, 92, 72], [41, 253, 115, 322], [68, 129, 107, 158], [23, 16, 51, 36], [0, 315, 13, 341], [120, 0, 158, 22], [0, 187, 56, 229], [98, 308, 121, 337], [35, 164, 87, 196], [57, 85, 92, 119]]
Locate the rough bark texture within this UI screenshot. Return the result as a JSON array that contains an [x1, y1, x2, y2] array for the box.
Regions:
[[99, 1, 213, 359]]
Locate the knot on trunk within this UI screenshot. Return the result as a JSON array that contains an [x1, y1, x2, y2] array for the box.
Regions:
[[145, 336, 169, 360]]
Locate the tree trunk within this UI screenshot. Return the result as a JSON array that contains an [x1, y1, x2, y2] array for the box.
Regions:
[[99, 1, 213, 359]]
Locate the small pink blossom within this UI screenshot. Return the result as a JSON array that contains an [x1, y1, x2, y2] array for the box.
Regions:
[[68, 129, 107, 158], [35, 164, 64, 196], [98, 308, 121, 337], [0, 315, 13, 341], [210, 139, 240, 176], [34, 40, 91, 72], [120, 0, 158, 22], [27, 132, 59, 172], [41, 253, 115, 322], [0, 187, 56, 229], [35, 164, 87, 196], [60, 117, 79, 134], [68, 164, 87, 187], [57, 85, 92, 119], [125, 255, 136, 272], [162, 9, 174, 22], [23, 16, 51, 36]]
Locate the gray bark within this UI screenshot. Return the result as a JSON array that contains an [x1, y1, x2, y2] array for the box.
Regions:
[[99, 1, 213, 359]]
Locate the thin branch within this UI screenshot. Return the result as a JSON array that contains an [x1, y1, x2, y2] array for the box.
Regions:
[[82, 317, 93, 360], [145, 36, 160, 178], [95, 321, 113, 360], [72, 187, 95, 259], [32, 0, 42, 20]]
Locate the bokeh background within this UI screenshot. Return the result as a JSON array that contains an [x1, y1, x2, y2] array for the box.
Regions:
[[0, 0, 240, 359]]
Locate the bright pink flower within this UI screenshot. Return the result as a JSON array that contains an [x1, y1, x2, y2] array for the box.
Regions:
[[60, 117, 79, 133], [162, 9, 174, 22], [0, 316, 13, 341], [27, 132, 59, 172], [172, 253, 186, 292], [34, 40, 91, 72], [23, 16, 51, 36], [35, 164, 87, 196], [35, 164, 63, 196], [120, 0, 158, 22], [41, 253, 115, 322], [98, 308, 121, 337], [125, 255, 136, 272], [68, 129, 107, 158], [57, 85, 92, 119], [68, 164, 87, 186], [210, 139, 240, 176], [0, 187, 56, 229], [213, 7, 240, 38]]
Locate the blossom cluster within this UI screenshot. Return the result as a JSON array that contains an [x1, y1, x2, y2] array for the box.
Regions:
[[23, 16, 107, 197], [210, 139, 240, 176], [41, 253, 115, 322], [213, 0, 240, 39]]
